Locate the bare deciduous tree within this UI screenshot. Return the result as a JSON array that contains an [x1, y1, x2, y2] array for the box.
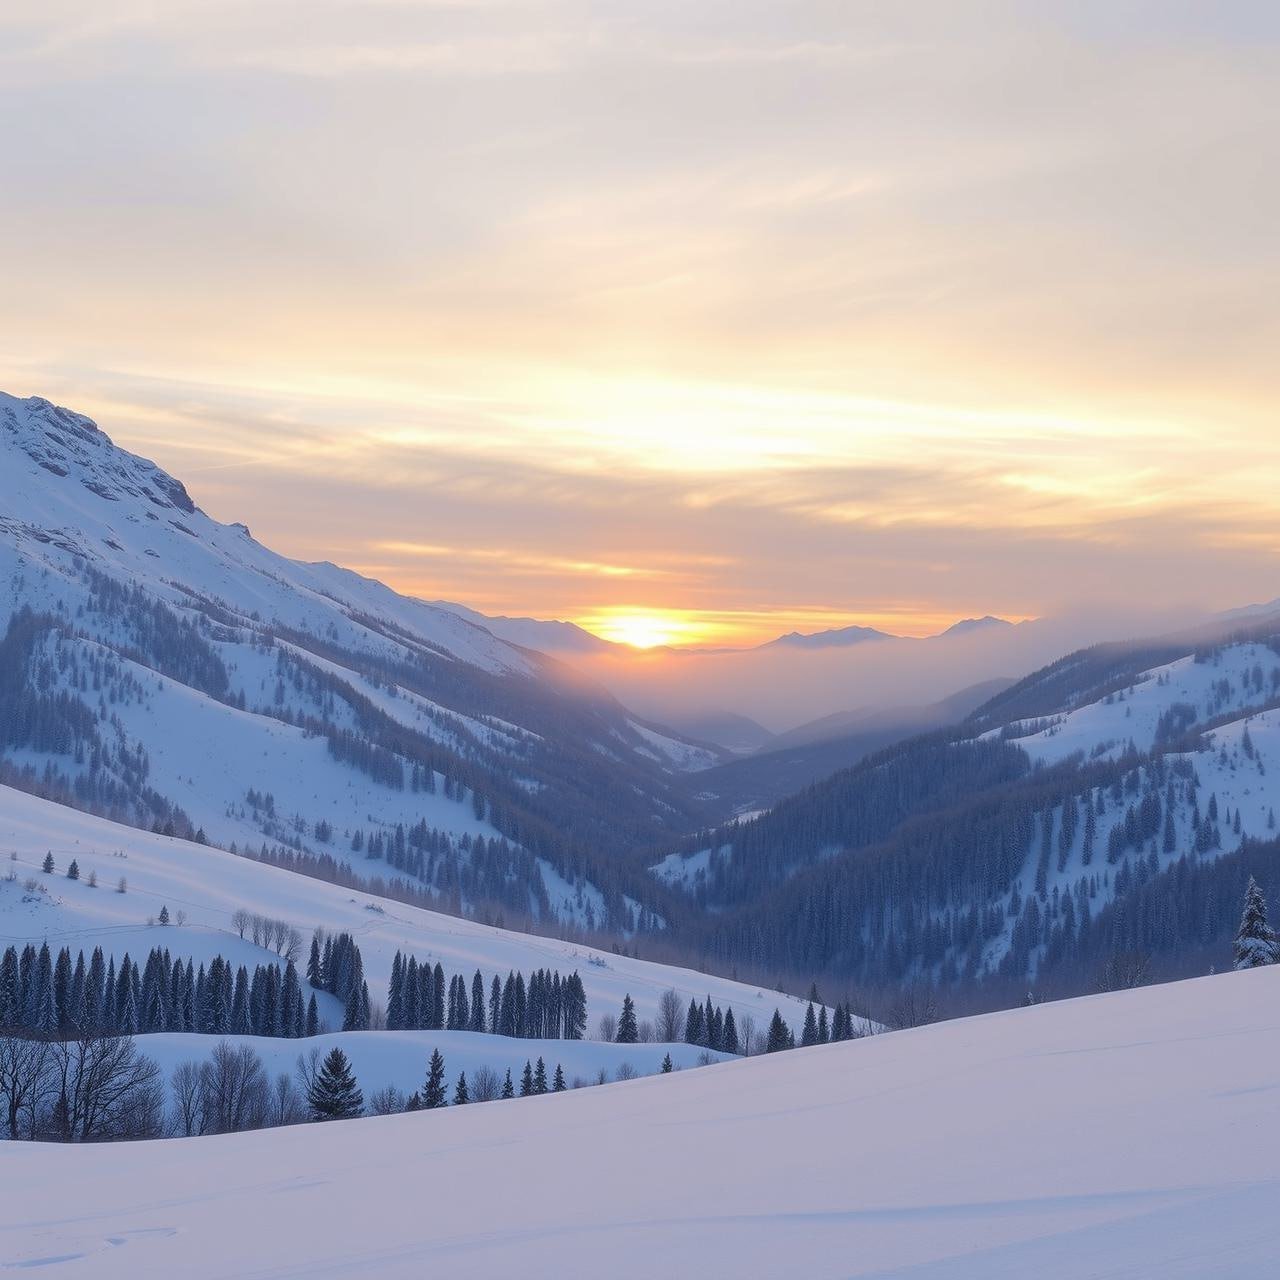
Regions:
[[597, 1012, 617, 1042], [1095, 951, 1152, 993], [43, 1034, 166, 1142], [637, 1019, 655, 1044], [738, 1012, 757, 1057], [200, 1041, 268, 1134], [269, 1072, 306, 1127], [170, 1060, 207, 1137], [0, 1035, 52, 1140], [657, 988, 683, 1043], [887, 984, 939, 1031], [368, 1084, 407, 1116], [470, 1065, 502, 1102]]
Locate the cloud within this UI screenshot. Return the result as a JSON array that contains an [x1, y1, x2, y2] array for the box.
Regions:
[[1, 2, 1279, 642]]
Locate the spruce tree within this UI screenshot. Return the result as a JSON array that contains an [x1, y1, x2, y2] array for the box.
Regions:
[[801, 1002, 818, 1047], [342, 976, 363, 1031], [765, 1008, 790, 1053], [306, 992, 319, 1037], [616, 994, 638, 1044], [1234, 876, 1279, 969], [66, 859, 79, 881], [533, 1056, 548, 1094], [501, 1068, 514, 1099], [307, 1047, 364, 1120], [722, 1007, 739, 1055], [386, 951, 404, 1030], [520, 1060, 534, 1097], [553, 1063, 566, 1092], [453, 1072, 469, 1106], [42, 853, 54, 874], [661, 1053, 673, 1073], [423, 1049, 448, 1109], [684, 998, 704, 1046]]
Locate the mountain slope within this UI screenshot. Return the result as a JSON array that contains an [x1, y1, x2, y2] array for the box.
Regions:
[[6, 967, 1279, 1277], [657, 613, 1280, 999], [0, 784, 816, 1040], [0, 392, 715, 933]]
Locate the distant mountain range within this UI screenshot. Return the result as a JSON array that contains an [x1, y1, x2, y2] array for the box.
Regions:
[[442, 608, 1018, 658], [761, 615, 1013, 650]]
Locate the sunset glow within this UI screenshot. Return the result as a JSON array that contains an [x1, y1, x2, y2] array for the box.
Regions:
[[1, 3, 1277, 643], [579, 611, 707, 650]]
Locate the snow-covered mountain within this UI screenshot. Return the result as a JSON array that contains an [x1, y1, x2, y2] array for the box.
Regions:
[[653, 614, 1280, 996], [0, 393, 719, 934], [8, 964, 1279, 1277]]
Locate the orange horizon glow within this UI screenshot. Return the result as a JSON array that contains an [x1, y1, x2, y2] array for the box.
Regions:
[[5, 4, 1279, 642], [570, 607, 1032, 650]]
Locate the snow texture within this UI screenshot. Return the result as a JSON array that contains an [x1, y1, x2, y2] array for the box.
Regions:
[[5, 967, 1280, 1276]]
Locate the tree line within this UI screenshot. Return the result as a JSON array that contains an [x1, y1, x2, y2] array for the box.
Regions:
[[0, 943, 322, 1040], [385, 953, 588, 1040]]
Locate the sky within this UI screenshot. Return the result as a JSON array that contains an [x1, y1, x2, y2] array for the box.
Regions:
[[2, 1, 1279, 647]]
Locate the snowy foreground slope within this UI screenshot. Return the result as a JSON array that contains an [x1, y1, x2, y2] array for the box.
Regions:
[[0, 785, 815, 1035], [6, 968, 1280, 1278]]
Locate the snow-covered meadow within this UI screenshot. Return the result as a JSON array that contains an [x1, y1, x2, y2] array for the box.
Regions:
[[6, 966, 1280, 1276], [0, 785, 816, 1038]]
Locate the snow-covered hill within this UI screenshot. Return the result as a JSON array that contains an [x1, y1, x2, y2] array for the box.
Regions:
[[0, 785, 817, 1040], [0, 392, 717, 933], [6, 966, 1279, 1277]]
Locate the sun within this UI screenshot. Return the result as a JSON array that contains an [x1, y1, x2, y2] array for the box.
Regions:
[[582, 610, 699, 649]]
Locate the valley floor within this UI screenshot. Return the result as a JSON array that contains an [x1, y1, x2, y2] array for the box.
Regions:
[[5, 967, 1279, 1277]]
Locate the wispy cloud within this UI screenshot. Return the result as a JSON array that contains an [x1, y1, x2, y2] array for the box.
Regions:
[[2, 3, 1279, 640]]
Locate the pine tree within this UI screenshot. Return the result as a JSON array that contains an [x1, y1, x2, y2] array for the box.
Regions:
[[453, 1072, 469, 1105], [306, 992, 319, 1037], [1234, 877, 1279, 969], [42, 853, 54, 874], [553, 1063, 566, 1092], [533, 1056, 548, 1094], [661, 1053, 673, 1073], [158, 904, 170, 925], [489, 974, 502, 1033], [722, 1007, 739, 1055], [616, 994, 638, 1044], [520, 1060, 534, 1097], [66, 859, 79, 881], [307, 1047, 364, 1120], [423, 1049, 448, 1108], [801, 1002, 818, 1046], [307, 935, 323, 989], [765, 1008, 790, 1053], [501, 1068, 514, 1099], [684, 998, 704, 1046], [386, 951, 404, 1030], [342, 976, 364, 1031]]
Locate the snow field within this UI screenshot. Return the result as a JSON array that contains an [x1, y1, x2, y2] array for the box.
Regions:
[[0, 785, 819, 1037], [6, 967, 1280, 1276]]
